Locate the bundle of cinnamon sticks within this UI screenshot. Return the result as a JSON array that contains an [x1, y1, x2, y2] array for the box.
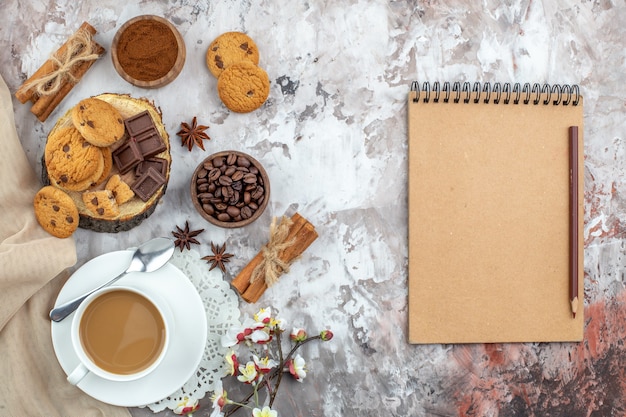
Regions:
[[15, 22, 104, 122], [232, 212, 318, 303]]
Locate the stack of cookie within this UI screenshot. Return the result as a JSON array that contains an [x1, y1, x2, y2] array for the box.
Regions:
[[206, 32, 270, 113], [35, 98, 127, 238], [34, 94, 171, 238]]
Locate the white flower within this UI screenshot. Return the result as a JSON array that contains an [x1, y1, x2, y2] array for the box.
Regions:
[[225, 349, 239, 376], [249, 328, 272, 344], [253, 354, 278, 374], [173, 396, 200, 416], [252, 406, 278, 417], [209, 380, 229, 417], [237, 361, 259, 385], [270, 316, 286, 331], [253, 307, 273, 327], [221, 325, 245, 347], [287, 354, 307, 382], [221, 317, 258, 347]]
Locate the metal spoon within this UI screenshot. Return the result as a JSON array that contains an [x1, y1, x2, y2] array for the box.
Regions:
[[49, 237, 175, 322]]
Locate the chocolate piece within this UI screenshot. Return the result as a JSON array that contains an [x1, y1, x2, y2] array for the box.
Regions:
[[124, 110, 154, 137], [132, 167, 166, 202], [112, 139, 143, 174], [134, 128, 166, 158], [135, 157, 168, 178]]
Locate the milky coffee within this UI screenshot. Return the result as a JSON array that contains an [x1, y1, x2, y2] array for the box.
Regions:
[[79, 289, 166, 375]]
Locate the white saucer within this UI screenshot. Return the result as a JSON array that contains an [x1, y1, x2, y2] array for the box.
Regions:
[[51, 249, 208, 407]]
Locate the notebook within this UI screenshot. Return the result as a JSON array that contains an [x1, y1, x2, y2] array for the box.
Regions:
[[407, 81, 584, 344]]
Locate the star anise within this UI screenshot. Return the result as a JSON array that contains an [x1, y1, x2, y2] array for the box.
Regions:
[[177, 116, 210, 151], [171, 221, 204, 251], [202, 242, 234, 272]]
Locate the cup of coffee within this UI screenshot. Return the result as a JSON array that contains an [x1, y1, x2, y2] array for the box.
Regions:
[[67, 285, 172, 385]]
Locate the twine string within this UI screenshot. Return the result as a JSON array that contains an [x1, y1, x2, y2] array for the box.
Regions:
[[23, 28, 99, 97], [250, 216, 296, 287]]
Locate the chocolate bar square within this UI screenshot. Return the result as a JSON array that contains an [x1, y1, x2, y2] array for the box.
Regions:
[[124, 110, 154, 137], [131, 167, 166, 202], [135, 157, 168, 178], [112, 139, 143, 174], [134, 128, 166, 159]]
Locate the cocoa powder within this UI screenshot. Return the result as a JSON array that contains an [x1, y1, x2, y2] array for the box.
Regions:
[[116, 19, 178, 81]]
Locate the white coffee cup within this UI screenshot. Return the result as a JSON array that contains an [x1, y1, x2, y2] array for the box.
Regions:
[[67, 285, 172, 385]]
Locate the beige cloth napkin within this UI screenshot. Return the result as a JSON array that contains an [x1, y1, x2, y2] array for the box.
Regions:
[[0, 74, 131, 417]]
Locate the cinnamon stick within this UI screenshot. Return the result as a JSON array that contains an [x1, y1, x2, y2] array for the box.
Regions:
[[242, 221, 318, 303], [231, 212, 318, 303], [30, 42, 104, 122], [231, 213, 307, 295], [15, 22, 96, 104], [231, 252, 264, 295]]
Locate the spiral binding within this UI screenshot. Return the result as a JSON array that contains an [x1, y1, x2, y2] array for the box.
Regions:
[[410, 81, 580, 106]]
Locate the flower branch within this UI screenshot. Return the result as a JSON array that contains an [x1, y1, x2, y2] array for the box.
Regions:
[[206, 307, 332, 417]]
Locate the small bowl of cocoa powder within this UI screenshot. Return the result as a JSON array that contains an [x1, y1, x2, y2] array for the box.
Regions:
[[191, 150, 270, 228], [111, 15, 186, 88]]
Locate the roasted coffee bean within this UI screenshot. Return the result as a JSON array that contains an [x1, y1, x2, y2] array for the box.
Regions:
[[221, 186, 233, 199], [213, 156, 225, 167], [218, 175, 233, 186], [197, 177, 208, 185], [231, 190, 240, 202], [249, 166, 259, 175], [248, 202, 258, 210], [203, 161, 213, 170], [208, 168, 221, 182], [243, 173, 257, 184], [198, 183, 209, 192], [208, 183, 217, 193], [250, 186, 264, 200], [237, 156, 251, 167], [224, 166, 237, 177], [202, 204, 215, 215], [231, 180, 242, 191], [231, 171, 244, 181], [215, 202, 228, 211], [197, 168, 208, 178], [226, 153, 237, 165], [240, 206, 252, 219], [217, 213, 231, 222], [243, 191, 251, 204], [226, 206, 241, 218]]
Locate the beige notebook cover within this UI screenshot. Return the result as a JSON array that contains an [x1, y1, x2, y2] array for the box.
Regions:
[[407, 82, 584, 344]]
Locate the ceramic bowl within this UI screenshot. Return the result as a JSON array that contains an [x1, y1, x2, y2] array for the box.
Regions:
[[191, 150, 270, 228], [111, 15, 186, 89]]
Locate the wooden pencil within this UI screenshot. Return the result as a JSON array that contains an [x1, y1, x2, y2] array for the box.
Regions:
[[569, 125, 579, 319]]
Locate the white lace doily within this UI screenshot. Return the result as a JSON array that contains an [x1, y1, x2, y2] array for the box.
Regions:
[[141, 249, 241, 413]]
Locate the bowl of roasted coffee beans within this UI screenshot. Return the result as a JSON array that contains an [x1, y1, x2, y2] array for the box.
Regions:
[[191, 150, 270, 228]]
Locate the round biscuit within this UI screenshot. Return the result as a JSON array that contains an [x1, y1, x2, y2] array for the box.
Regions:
[[206, 31, 260, 78], [217, 61, 270, 113], [71, 98, 125, 147], [33, 186, 79, 238], [44, 126, 105, 191]]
